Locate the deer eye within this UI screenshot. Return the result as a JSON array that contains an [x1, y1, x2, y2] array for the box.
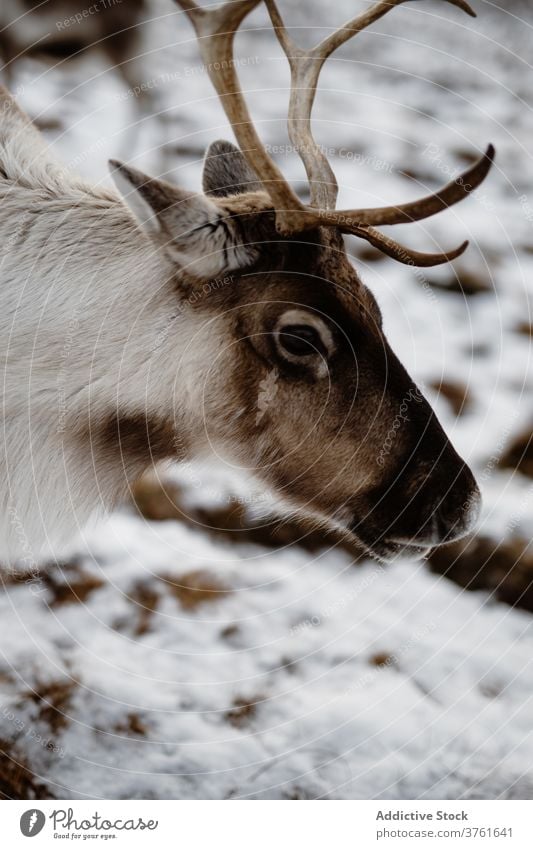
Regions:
[[273, 311, 334, 377], [278, 324, 322, 357]]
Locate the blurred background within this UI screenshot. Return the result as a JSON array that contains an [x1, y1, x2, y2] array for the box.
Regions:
[[0, 0, 532, 800]]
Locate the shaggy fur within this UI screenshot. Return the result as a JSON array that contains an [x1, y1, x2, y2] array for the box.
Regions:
[[0, 89, 237, 560], [0, 89, 480, 565]]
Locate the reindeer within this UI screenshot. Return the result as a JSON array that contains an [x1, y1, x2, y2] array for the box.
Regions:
[[0, 0, 494, 566], [0, 0, 146, 92]]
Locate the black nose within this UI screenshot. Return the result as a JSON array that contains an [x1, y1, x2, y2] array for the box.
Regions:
[[385, 456, 481, 549], [433, 470, 481, 544]]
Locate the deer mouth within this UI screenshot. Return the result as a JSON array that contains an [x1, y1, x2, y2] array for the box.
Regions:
[[345, 454, 481, 564], [347, 519, 437, 564], [358, 536, 434, 564]]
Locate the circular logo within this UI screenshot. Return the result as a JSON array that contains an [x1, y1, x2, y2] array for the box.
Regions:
[[20, 810, 46, 837]]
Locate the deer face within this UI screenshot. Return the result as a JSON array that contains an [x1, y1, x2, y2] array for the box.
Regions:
[[222, 268, 480, 562], [111, 141, 480, 562]]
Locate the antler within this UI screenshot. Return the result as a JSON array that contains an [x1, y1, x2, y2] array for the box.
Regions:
[[265, 0, 477, 210], [174, 0, 494, 267], [174, 0, 304, 229]]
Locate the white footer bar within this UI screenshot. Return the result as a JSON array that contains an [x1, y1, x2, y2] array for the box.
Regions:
[[2, 800, 532, 848]]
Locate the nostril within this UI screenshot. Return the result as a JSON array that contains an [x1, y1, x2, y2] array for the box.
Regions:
[[436, 480, 481, 544], [382, 461, 481, 550]]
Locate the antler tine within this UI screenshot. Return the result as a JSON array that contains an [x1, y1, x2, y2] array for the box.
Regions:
[[312, 0, 475, 62], [265, 0, 476, 210], [352, 225, 469, 267], [265, 0, 337, 210], [176, 0, 494, 267], [174, 0, 308, 233], [323, 144, 495, 230]]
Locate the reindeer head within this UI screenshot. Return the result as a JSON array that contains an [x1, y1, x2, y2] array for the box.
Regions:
[[111, 0, 492, 562]]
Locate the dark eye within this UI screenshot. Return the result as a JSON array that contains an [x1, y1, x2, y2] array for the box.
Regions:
[[278, 324, 322, 357]]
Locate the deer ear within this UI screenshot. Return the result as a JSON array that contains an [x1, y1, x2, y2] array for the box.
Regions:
[[109, 159, 258, 277], [109, 159, 211, 236], [202, 139, 262, 197]]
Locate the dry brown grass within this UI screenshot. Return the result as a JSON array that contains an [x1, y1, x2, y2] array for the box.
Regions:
[[131, 475, 362, 559], [44, 564, 104, 607], [27, 680, 77, 734], [160, 570, 230, 611], [6, 558, 103, 607], [127, 580, 161, 637], [429, 535, 533, 612], [0, 741, 53, 800], [429, 379, 471, 417], [515, 320, 533, 337], [426, 268, 492, 296], [113, 713, 147, 737], [369, 651, 395, 668], [225, 696, 263, 729], [499, 425, 533, 479]]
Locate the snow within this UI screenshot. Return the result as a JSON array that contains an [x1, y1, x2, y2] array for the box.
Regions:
[[1, 0, 533, 799]]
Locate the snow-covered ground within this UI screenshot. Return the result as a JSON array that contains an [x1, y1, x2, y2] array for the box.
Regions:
[[0, 0, 532, 799]]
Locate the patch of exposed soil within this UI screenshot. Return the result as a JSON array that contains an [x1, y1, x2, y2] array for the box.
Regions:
[[0, 742, 53, 800], [26, 680, 77, 734], [499, 426, 533, 478], [428, 535, 533, 612], [429, 379, 472, 416], [131, 475, 362, 559], [425, 268, 493, 296], [225, 696, 263, 729], [160, 569, 230, 611]]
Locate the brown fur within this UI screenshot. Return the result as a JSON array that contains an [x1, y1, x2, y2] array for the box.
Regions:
[[173, 190, 480, 560]]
